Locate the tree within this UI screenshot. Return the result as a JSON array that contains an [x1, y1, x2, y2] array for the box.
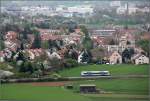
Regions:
[[21, 28, 28, 39], [70, 50, 78, 60], [81, 49, 92, 63], [32, 30, 41, 48], [48, 40, 60, 50], [80, 25, 89, 37], [137, 39, 149, 56], [62, 20, 77, 33], [19, 62, 26, 73], [20, 42, 24, 50], [1, 23, 22, 33], [27, 62, 34, 74], [82, 36, 93, 50], [64, 58, 78, 68], [16, 51, 26, 61], [42, 41, 49, 49], [80, 25, 93, 50], [49, 57, 62, 71], [66, 49, 78, 60], [109, 39, 115, 45], [126, 41, 131, 45], [19, 61, 34, 74], [0, 36, 5, 50], [91, 48, 105, 63], [122, 48, 134, 63], [48, 40, 53, 49]]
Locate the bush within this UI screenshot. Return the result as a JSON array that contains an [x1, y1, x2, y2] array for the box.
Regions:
[[64, 59, 78, 68], [11, 72, 32, 79], [0, 62, 9, 70], [51, 73, 61, 78]]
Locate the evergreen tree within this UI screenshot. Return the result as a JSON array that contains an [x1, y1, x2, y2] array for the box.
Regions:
[[80, 25, 93, 50], [0, 38, 5, 50], [20, 42, 24, 50], [16, 51, 26, 61], [32, 30, 41, 48], [81, 50, 92, 63], [19, 61, 34, 74], [0, 34, 5, 50], [122, 48, 134, 63]]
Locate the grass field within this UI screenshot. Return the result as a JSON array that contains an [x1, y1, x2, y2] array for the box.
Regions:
[[72, 78, 149, 95], [59, 64, 149, 77], [0, 84, 92, 101], [0, 64, 149, 101], [0, 78, 149, 101]]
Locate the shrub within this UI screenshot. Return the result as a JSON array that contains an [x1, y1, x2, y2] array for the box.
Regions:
[[64, 59, 78, 68]]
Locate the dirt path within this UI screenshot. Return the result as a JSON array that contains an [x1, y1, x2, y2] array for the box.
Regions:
[[31, 81, 71, 87]]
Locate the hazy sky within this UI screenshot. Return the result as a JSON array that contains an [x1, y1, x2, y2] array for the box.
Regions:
[[1, 1, 109, 6], [1, 0, 149, 7]]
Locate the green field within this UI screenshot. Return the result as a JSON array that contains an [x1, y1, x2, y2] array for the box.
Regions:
[[0, 78, 149, 101], [59, 64, 149, 77], [72, 78, 148, 95], [0, 64, 149, 101]]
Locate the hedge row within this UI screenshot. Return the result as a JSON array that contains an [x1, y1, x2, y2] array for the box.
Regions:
[[0, 77, 70, 84]]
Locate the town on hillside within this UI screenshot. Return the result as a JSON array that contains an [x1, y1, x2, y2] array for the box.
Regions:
[[0, 1, 150, 101]]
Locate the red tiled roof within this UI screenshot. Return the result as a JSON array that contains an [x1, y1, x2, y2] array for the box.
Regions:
[[37, 29, 60, 34], [25, 48, 44, 57], [141, 32, 150, 40], [40, 34, 62, 41], [0, 51, 4, 57], [5, 31, 18, 40]]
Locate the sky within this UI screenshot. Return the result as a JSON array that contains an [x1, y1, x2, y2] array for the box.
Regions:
[[1, 0, 149, 7]]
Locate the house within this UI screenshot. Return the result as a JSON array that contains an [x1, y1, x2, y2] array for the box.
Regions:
[[140, 32, 150, 40], [75, 28, 82, 34], [116, 4, 138, 15], [119, 33, 135, 46], [131, 54, 149, 65], [25, 49, 44, 60], [91, 48, 107, 61], [134, 47, 144, 54], [5, 31, 18, 41], [40, 34, 62, 41], [91, 29, 115, 37], [4, 40, 19, 52], [25, 50, 35, 60], [78, 51, 85, 63], [91, 36, 105, 47], [58, 47, 68, 59], [37, 28, 61, 35], [119, 35, 127, 46], [103, 45, 134, 53], [78, 49, 91, 63], [3, 48, 13, 60], [109, 51, 122, 64], [46, 50, 61, 60]]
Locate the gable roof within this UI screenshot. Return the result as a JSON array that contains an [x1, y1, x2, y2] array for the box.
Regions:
[[132, 54, 148, 60], [109, 51, 122, 58]]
